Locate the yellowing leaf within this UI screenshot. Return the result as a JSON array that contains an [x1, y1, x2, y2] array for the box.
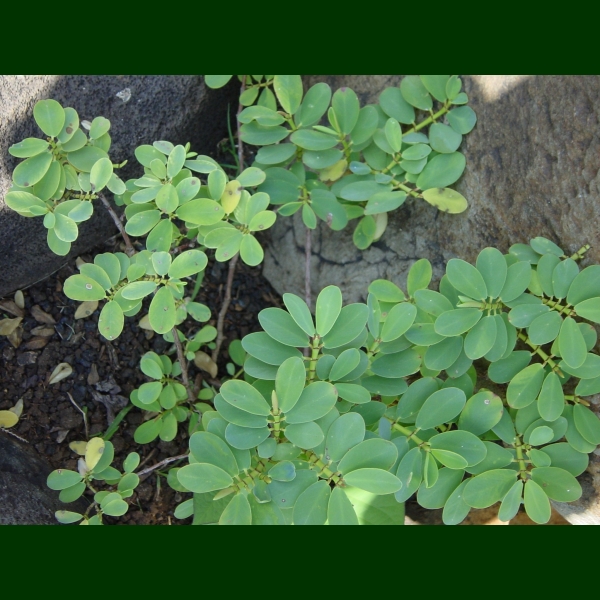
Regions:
[[49, 362, 73, 384], [0, 410, 19, 428], [9, 398, 24, 418], [220, 180, 242, 214], [421, 187, 468, 214], [85, 437, 105, 470], [319, 159, 348, 183], [74, 300, 98, 319], [194, 351, 218, 378], [69, 441, 88, 455], [0, 317, 22, 336], [14, 290, 25, 309]]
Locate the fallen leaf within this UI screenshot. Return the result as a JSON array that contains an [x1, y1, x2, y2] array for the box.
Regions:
[[87, 363, 100, 386], [14, 290, 25, 310], [24, 336, 49, 350], [0, 317, 22, 336], [77, 457, 89, 477], [0, 300, 24, 318], [69, 440, 88, 455], [194, 351, 218, 378], [56, 429, 70, 443], [8, 326, 23, 349], [0, 410, 19, 428], [74, 300, 98, 320], [9, 398, 24, 418], [49, 362, 73, 385], [138, 314, 153, 330], [75, 257, 87, 268], [31, 326, 55, 337], [31, 305, 56, 325]]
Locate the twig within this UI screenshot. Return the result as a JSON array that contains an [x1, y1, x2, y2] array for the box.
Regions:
[[1, 428, 29, 443], [66, 392, 89, 440], [212, 252, 239, 363], [172, 327, 196, 404], [137, 453, 188, 478], [98, 194, 135, 257], [137, 448, 157, 470], [305, 227, 312, 310]]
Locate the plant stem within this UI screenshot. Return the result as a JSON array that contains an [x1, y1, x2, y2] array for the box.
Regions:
[[516, 331, 563, 377], [171, 327, 195, 403], [305, 227, 312, 310], [237, 76, 246, 172], [212, 252, 239, 363], [137, 453, 189, 477], [98, 194, 135, 257]]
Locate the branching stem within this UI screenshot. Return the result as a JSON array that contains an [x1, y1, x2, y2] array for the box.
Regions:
[[137, 453, 189, 478], [212, 252, 240, 363], [98, 194, 135, 257]]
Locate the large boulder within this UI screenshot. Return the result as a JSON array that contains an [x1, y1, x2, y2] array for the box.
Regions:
[[0, 75, 238, 297], [0, 434, 87, 524], [261, 75, 600, 525]]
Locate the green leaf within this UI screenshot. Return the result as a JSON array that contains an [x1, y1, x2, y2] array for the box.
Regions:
[[267, 470, 318, 509], [447, 106, 477, 134], [149, 286, 176, 334], [63, 274, 106, 301], [34, 99, 65, 137], [215, 394, 268, 428], [418, 466, 465, 509], [416, 387, 466, 430], [527, 311, 563, 346], [258, 307, 310, 347], [13, 151, 53, 187], [434, 308, 482, 336], [290, 128, 338, 151], [424, 336, 463, 371], [177, 463, 233, 494], [255, 143, 297, 165], [463, 469, 517, 508], [9, 137, 50, 158], [370, 348, 421, 378], [282, 293, 314, 336], [284, 422, 324, 449], [352, 216, 376, 250], [285, 381, 337, 424], [429, 123, 462, 154], [497, 480, 523, 522], [442, 480, 471, 525], [296, 82, 332, 128], [328, 487, 359, 525], [273, 75, 303, 115], [332, 87, 360, 135], [55, 510, 83, 524], [121, 281, 157, 300], [269, 460, 296, 482], [220, 380, 271, 416], [225, 424, 270, 450], [47, 469, 82, 490], [523, 479, 551, 524], [293, 481, 330, 525], [458, 391, 504, 435], [464, 315, 497, 360], [499, 261, 532, 302], [5, 190, 49, 217], [125, 209, 162, 236], [52, 212, 78, 243], [322, 303, 368, 349], [329, 348, 360, 381], [416, 152, 465, 190], [67, 145, 109, 173], [205, 75, 232, 88], [315, 285, 342, 337], [531, 467, 582, 502], [324, 413, 365, 462], [430, 430, 487, 468], [567, 265, 600, 305], [168, 250, 207, 279], [59, 482, 86, 504], [98, 300, 124, 341], [189, 431, 239, 477], [543, 443, 589, 476], [380, 303, 416, 343], [573, 404, 600, 445], [88, 116, 110, 140], [475, 247, 507, 299], [217, 493, 251, 525], [239, 234, 264, 267], [446, 258, 487, 301], [343, 469, 401, 495], [400, 76, 432, 110], [537, 372, 564, 422], [421, 187, 467, 214], [506, 363, 545, 409], [134, 418, 162, 443], [335, 383, 371, 404], [379, 87, 415, 124], [420, 75, 449, 102], [558, 316, 587, 369], [242, 332, 302, 366], [395, 447, 424, 502]]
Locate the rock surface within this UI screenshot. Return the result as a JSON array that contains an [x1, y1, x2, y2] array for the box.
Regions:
[[0, 75, 238, 297], [261, 75, 600, 525], [0, 434, 86, 524]]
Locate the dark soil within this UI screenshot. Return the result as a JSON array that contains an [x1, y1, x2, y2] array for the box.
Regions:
[[0, 234, 281, 525]]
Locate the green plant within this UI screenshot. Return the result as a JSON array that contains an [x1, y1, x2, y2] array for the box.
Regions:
[[206, 75, 476, 250], [4, 80, 599, 525]]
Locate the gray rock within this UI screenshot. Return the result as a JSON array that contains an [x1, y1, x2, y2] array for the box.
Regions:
[[263, 75, 600, 304], [0, 75, 239, 297], [261, 75, 600, 524], [0, 434, 87, 524]]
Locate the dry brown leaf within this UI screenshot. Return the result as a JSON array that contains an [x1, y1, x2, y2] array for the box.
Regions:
[[31, 305, 56, 324], [0, 410, 19, 428], [194, 351, 218, 378], [0, 300, 24, 318], [14, 290, 25, 310], [87, 363, 100, 386], [31, 326, 55, 337], [56, 429, 70, 443], [0, 317, 22, 336], [9, 398, 24, 418], [24, 336, 49, 350], [8, 326, 23, 349], [49, 362, 73, 385], [74, 300, 98, 320]]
